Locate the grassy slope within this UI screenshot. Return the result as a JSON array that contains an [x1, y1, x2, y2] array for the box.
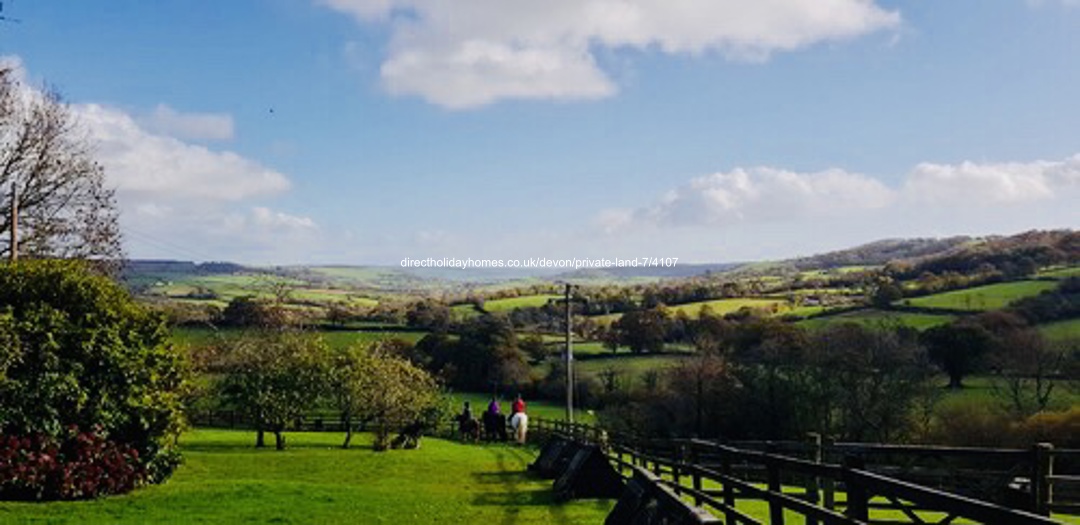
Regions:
[[483, 295, 562, 313], [574, 354, 686, 380], [1040, 318, 1080, 342], [798, 309, 955, 331], [1038, 266, 1080, 279], [0, 430, 613, 525], [900, 280, 1057, 311]]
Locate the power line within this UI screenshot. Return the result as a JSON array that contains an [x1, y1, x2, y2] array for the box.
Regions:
[[122, 226, 219, 262]]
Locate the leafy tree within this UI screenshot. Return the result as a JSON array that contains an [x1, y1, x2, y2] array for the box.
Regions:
[[613, 307, 669, 353], [0, 68, 122, 262], [446, 315, 527, 391], [218, 330, 328, 449], [331, 343, 440, 451], [922, 323, 993, 389], [406, 300, 451, 332], [869, 280, 903, 309], [519, 333, 552, 364], [219, 295, 288, 328], [665, 353, 737, 437], [807, 323, 933, 442], [0, 260, 185, 495]]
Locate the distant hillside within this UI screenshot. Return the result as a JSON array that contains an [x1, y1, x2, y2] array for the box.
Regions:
[[555, 263, 743, 281], [124, 259, 248, 275], [789, 237, 973, 271], [897, 229, 1080, 278], [122, 230, 1077, 296]]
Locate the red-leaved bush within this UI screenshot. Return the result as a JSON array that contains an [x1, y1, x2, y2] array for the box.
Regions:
[[0, 426, 146, 500]]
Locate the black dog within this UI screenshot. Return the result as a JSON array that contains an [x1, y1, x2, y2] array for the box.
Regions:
[[391, 420, 426, 449]]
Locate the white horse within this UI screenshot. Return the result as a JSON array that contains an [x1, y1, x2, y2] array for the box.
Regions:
[[509, 411, 528, 444]]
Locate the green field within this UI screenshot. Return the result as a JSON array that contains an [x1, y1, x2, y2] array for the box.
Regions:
[[591, 298, 788, 325], [899, 280, 1057, 311], [798, 309, 955, 331], [172, 327, 430, 350], [450, 303, 483, 320], [935, 375, 1080, 413], [483, 295, 561, 313], [1038, 266, 1080, 279], [574, 354, 689, 384], [1039, 318, 1080, 342], [145, 271, 380, 309], [0, 429, 613, 524]]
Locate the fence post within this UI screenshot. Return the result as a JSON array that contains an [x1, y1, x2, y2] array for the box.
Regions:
[[766, 443, 786, 525], [722, 450, 738, 525], [690, 443, 703, 507], [822, 436, 835, 511], [1032, 442, 1054, 516], [805, 433, 822, 525], [842, 455, 869, 522]]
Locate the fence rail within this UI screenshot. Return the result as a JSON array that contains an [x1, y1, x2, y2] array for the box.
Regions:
[[531, 418, 1072, 525]]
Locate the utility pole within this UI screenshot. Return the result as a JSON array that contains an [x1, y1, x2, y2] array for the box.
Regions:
[[8, 182, 16, 263], [564, 282, 574, 423]]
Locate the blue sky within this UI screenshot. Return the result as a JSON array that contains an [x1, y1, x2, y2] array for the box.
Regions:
[[2, 0, 1078, 265]]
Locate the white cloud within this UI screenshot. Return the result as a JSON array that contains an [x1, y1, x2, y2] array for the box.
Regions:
[[599, 154, 1080, 234], [76, 103, 290, 201], [139, 104, 235, 141], [3, 55, 318, 263], [247, 207, 319, 232], [903, 155, 1080, 205], [321, 0, 901, 108], [604, 167, 894, 232]]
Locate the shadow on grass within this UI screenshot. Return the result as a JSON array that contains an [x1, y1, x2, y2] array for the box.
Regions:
[[468, 445, 583, 525]]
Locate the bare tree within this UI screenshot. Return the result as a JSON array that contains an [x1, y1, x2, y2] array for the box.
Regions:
[[990, 330, 1066, 418], [0, 67, 122, 262]]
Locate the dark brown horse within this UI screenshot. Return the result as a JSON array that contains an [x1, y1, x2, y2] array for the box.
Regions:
[[457, 414, 480, 442], [482, 411, 508, 442]]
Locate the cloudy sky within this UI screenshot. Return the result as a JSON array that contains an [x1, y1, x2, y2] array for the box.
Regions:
[[2, 1, 1078, 265]]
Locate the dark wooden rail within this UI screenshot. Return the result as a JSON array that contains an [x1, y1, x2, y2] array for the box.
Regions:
[[531, 418, 1070, 525]]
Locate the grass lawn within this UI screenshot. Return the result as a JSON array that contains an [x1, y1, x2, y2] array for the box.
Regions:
[[798, 309, 955, 331], [0, 429, 614, 525], [899, 280, 1057, 312], [483, 295, 562, 313]]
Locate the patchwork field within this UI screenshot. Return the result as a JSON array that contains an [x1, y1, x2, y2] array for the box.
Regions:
[[898, 280, 1057, 311]]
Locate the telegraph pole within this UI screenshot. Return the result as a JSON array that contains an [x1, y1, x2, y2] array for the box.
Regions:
[[8, 183, 16, 263], [564, 282, 574, 423]]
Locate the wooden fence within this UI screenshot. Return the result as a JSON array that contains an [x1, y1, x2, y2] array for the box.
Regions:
[[531, 418, 1074, 525]]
